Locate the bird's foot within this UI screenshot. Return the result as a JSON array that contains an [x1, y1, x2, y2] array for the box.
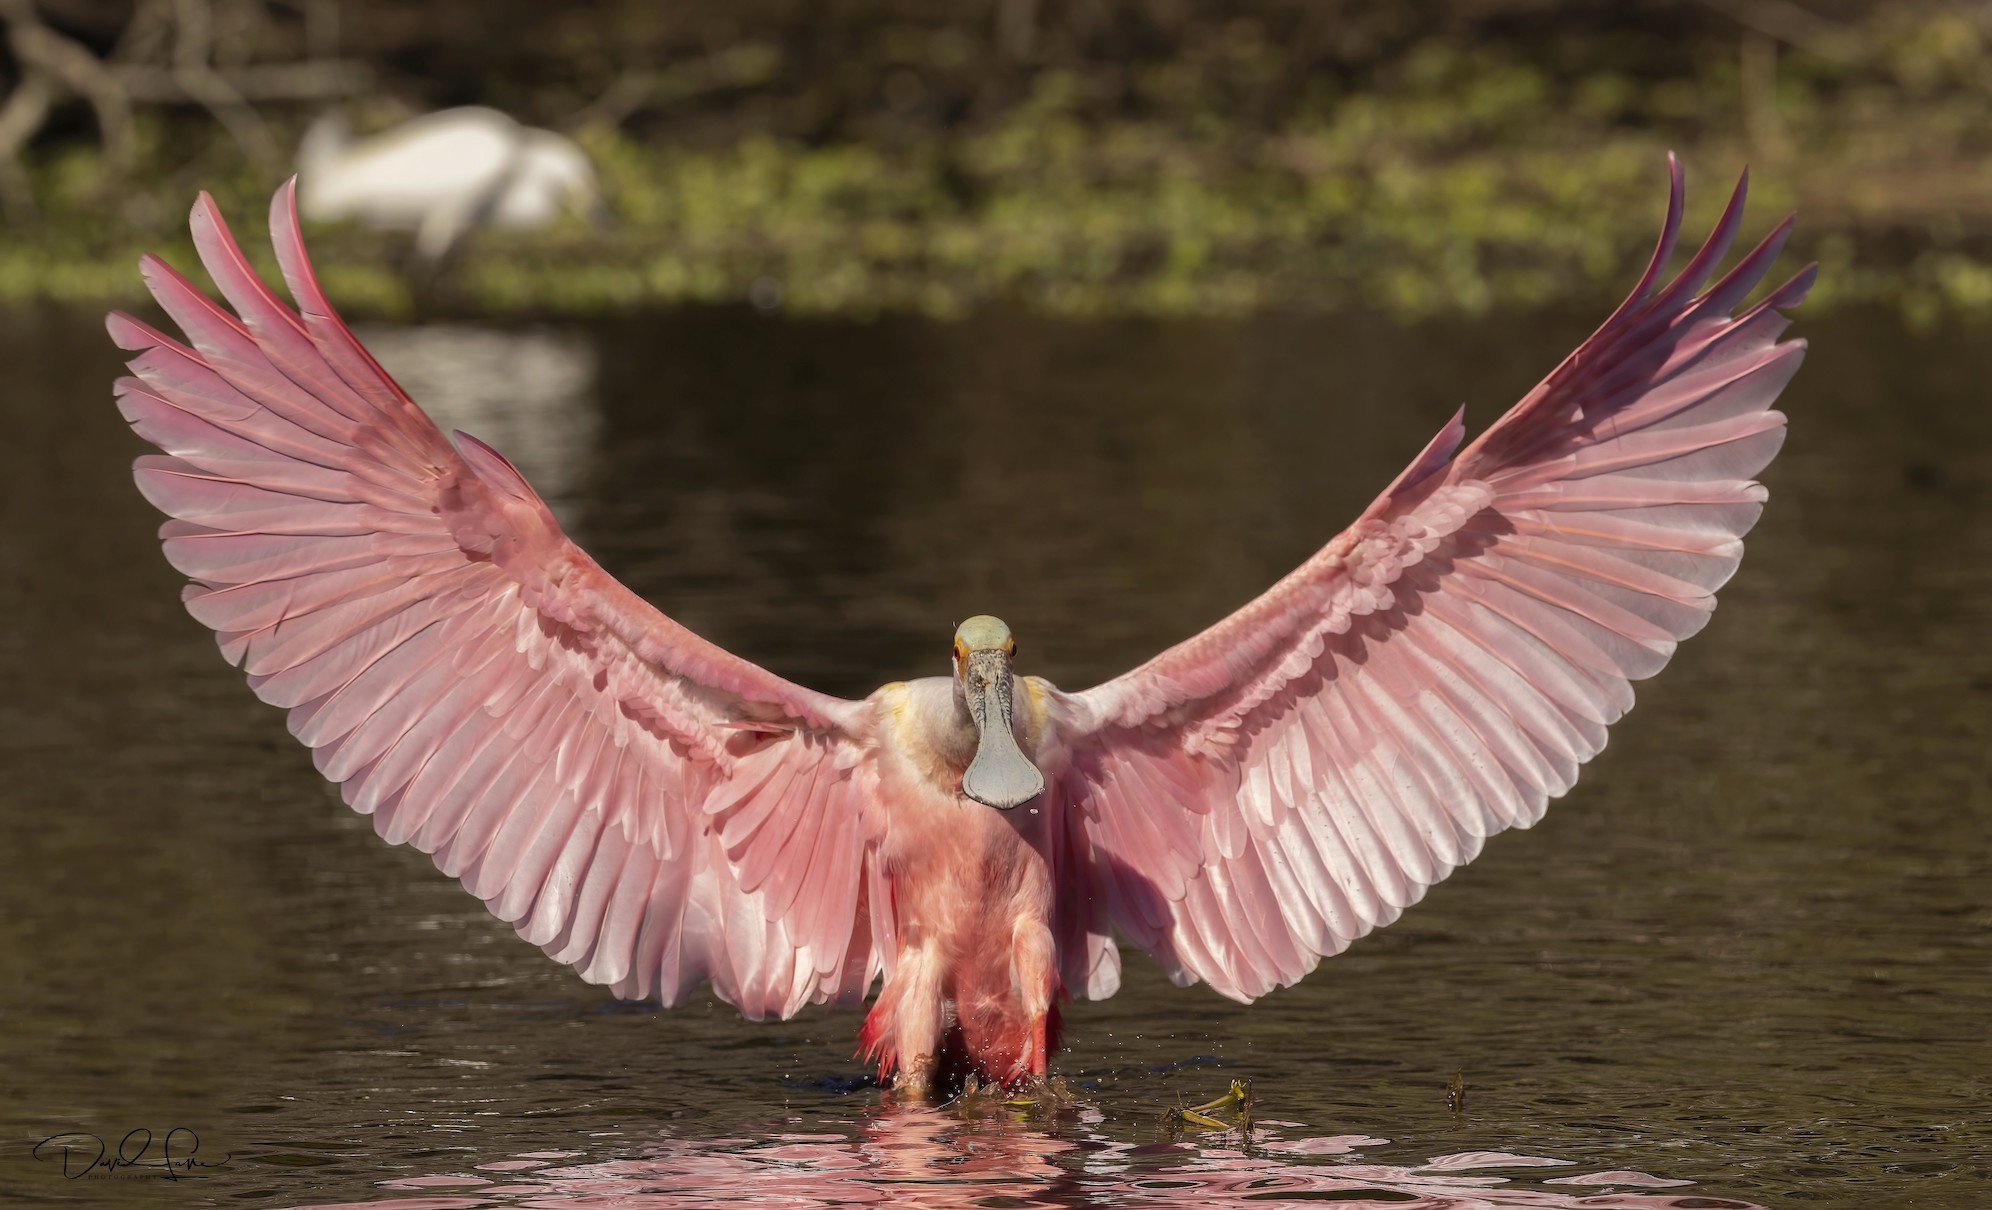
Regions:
[[1162, 1078, 1255, 1143]]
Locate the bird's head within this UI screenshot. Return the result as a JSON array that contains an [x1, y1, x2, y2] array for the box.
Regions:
[[520, 130, 612, 228], [951, 615, 1044, 811]]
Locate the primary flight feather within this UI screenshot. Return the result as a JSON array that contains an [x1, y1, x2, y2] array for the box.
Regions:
[[110, 157, 1810, 1093]]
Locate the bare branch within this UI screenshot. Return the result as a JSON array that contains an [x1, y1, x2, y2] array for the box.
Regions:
[[267, 0, 338, 61], [117, 59, 372, 102], [1694, 0, 1853, 56], [563, 43, 782, 131], [172, 0, 280, 166], [997, 0, 1040, 63], [0, 69, 54, 224], [1, 0, 372, 198], [1740, 28, 1786, 158], [110, 0, 176, 64], [1, 0, 138, 173]]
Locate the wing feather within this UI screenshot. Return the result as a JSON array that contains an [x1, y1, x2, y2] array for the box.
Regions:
[[111, 184, 886, 1019], [1056, 158, 1811, 1002]]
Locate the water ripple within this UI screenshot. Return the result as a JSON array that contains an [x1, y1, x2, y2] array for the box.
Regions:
[[301, 1108, 1757, 1210]]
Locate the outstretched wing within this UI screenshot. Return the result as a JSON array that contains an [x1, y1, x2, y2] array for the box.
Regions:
[[1050, 158, 1813, 1003], [111, 184, 886, 1020]]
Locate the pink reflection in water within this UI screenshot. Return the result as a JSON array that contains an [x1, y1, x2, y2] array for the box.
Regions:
[[302, 1107, 1758, 1210]]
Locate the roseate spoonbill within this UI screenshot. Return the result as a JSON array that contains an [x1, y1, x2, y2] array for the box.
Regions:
[[108, 158, 1810, 1096], [298, 108, 602, 263]]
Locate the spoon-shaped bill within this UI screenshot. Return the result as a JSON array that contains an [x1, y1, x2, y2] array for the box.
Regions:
[[961, 650, 1044, 810]]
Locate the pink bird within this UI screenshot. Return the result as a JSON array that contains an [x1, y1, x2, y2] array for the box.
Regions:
[[110, 158, 1809, 1096]]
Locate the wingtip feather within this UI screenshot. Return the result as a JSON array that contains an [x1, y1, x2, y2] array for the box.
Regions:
[[1773, 262, 1818, 310], [190, 189, 221, 229], [1667, 165, 1751, 301], [1643, 154, 1687, 300], [105, 310, 155, 351]]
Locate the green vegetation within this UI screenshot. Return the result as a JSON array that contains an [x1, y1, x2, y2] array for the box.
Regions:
[[3, 3, 1990, 322]]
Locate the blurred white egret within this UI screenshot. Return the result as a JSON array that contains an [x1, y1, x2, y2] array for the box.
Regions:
[[297, 107, 603, 262]]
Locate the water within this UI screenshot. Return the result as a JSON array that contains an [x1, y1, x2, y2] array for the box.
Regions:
[[1, 302, 1986, 1207]]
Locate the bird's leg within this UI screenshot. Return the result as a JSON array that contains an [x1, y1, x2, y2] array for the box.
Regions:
[[988, 919, 1076, 1113], [411, 196, 481, 268], [1010, 919, 1056, 1079], [888, 945, 946, 1100]]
